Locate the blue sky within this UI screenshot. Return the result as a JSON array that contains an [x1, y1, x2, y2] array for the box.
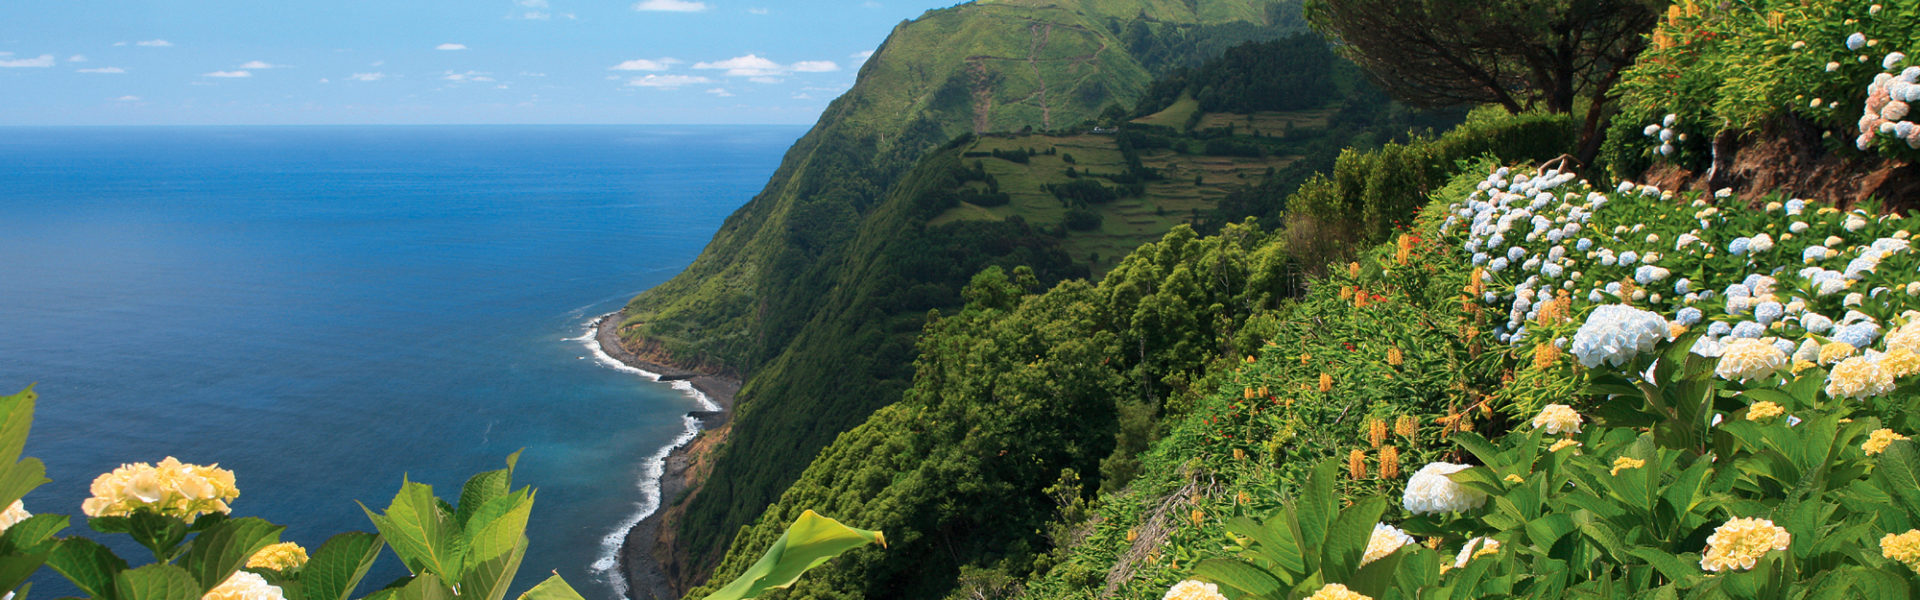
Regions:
[[0, 0, 961, 125]]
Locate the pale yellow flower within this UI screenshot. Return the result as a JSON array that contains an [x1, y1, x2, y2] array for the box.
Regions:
[[1700, 517, 1790, 572], [203, 571, 285, 600], [1886, 325, 1920, 354], [0, 500, 29, 533], [246, 542, 309, 571], [1716, 339, 1788, 382], [1820, 342, 1858, 365], [1746, 401, 1785, 422], [1884, 349, 1920, 378], [1305, 584, 1372, 600], [1828, 355, 1896, 399], [1549, 438, 1581, 452], [82, 457, 238, 523], [1362, 523, 1414, 566], [1865, 428, 1910, 455], [1530, 404, 1583, 435], [1882, 529, 1920, 572], [1610, 456, 1646, 476]]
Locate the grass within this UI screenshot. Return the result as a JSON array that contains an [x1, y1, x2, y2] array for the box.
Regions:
[[928, 127, 1296, 275]]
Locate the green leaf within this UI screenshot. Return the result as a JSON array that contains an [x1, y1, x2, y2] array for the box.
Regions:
[[463, 491, 532, 566], [299, 532, 384, 600], [1320, 497, 1386, 582], [393, 573, 452, 600], [126, 510, 192, 563], [362, 481, 466, 579], [1347, 545, 1403, 599], [1193, 558, 1285, 599], [515, 575, 584, 600], [456, 452, 519, 530], [455, 535, 525, 600], [0, 514, 68, 554], [1624, 548, 1700, 587], [0, 458, 50, 521], [1293, 461, 1339, 573], [48, 537, 128, 600], [112, 564, 200, 600], [181, 517, 283, 590], [0, 387, 38, 472], [0, 554, 49, 598], [698, 510, 884, 600]]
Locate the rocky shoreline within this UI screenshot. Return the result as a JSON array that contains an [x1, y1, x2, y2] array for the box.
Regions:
[[593, 310, 738, 600]]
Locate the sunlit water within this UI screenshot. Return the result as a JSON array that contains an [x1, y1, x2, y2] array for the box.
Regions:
[[0, 125, 800, 600]]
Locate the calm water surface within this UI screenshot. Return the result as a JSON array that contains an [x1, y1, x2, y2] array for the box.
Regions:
[[0, 125, 801, 600]]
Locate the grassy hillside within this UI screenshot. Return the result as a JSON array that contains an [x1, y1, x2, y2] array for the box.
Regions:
[[625, 1, 1312, 588]]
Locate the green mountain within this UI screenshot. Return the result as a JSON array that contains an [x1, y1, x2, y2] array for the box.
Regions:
[[611, 0, 1308, 590]]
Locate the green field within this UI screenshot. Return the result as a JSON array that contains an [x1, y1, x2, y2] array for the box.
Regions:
[[929, 128, 1296, 275]]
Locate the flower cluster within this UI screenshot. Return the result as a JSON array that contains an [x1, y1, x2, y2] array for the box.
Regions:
[[1700, 517, 1791, 572], [1305, 584, 1372, 600], [1530, 404, 1583, 434], [1160, 580, 1226, 600], [1642, 114, 1684, 158], [1363, 522, 1414, 565], [203, 571, 286, 600], [0, 500, 29, 533], [247, 542, 310, 571], [1855, 37, 1920, 151], [1402, 462, 1487, 515], [1571, 305, 1671, 368], [1716, 338, 1788, 382], [1882, 529, 1920, 572], [81, 457, 238, 523], [1864, 428, 1910, 455]]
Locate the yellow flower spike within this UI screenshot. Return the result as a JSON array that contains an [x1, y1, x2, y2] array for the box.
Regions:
[[1348, 449, 1369, 480], [1387, 347, 1404, 366], [1126, 528, 1137, 542], [1503, 473, 1524, 484], [1319, 372, 1333, 392], [1394, 415, 1418, 438], [1189, 508, 1205, 526], [1379, 446, 1401, 480], [1348, 262, 1360, 279], [1610, 456, 1646, 476], [1367, 418, 1387, 448], [1533, 343, 1562, 370], [1865, 429, 1909, 456]]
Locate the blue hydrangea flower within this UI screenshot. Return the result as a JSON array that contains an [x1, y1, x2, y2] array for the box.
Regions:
[[1732, 321, 1765, 339], [1755, 302, 1784, 325], [1708, 321, 1733, 337], [1801, 313, 1834, 334], [1729, 237, 1752, 255], [1677, 307, 1704, 326], [1507, 246, 1527, 262], [1835, 322, 1881, 349], [1489, 257, 1509, 272], [1576, 238, 1594, 251], [1618, 251, 1639, 266], [1571, 305, 1671, 368]]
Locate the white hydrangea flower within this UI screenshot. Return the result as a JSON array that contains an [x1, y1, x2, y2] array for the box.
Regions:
[[1716, 338, 1789, 383], [1363, 522, 1415, 566], [1454, 537, 1501, 568], [1571, 305, 1669, 368], [1403, 462, 1487, 515]]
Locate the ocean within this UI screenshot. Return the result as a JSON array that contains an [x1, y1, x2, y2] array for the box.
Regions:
[[0, 125, 803, 600]]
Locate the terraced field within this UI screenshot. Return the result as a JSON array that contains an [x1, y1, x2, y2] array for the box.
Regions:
[[929, 128, 1295, 275]]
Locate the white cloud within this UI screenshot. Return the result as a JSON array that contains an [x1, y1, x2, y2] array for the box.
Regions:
[[349, 72, 386, 81], [632, 0, 708, 11], [519, 71, 547, 77], [522, 11, 551, 19], [136, 39, 173, 47], [747, 7, 768, 14], [443, 70, 496, 82], [748, 76, 782, 84], [68, 54, 87, 62], [436, 43, 468, 51], [792, 93, 812, 99], [517, 0, 549, 6], [371, 60, 385, 67], [112, 42, 127, 47], [77, 66, 127, 74], [705, 87, 733, 96], [852, 50, 873, 60], [0, 54, 56, 68], [693, 54, 781, 76], [238, 60, 280, 69], [115, 95, 140, 101], [318, 78, 330, 83], [789, 60, 837, 72], [862, 1, 880, 7], [610, 58, 678, 71], [625, 74, 711, 88], [203, 70, 251, 78]]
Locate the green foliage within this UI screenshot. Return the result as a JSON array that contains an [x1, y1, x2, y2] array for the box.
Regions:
[[699, 511, 883, 600], [1132, 34, 1339, 116], [1598, 0, 1920, 178], [1197, 462, 1436, 599]]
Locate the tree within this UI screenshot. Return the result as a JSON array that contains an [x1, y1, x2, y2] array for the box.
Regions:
[[1305, 0, 1662, 161]]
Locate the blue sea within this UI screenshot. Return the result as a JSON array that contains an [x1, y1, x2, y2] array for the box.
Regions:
[[0, 125, 803, 600]]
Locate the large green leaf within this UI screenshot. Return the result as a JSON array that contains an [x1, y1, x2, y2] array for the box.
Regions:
[[181, 517, 283, 590], [463, 491, 532, 566], [298, 532, 385, 600], [1292, 461, 1339, 574], [698, 510, 884, 600], [456, 452, 519, 529], [362, 481, 466, 579], [0, 387, 37, 472], [515, 574, 584, 600], [0, 514, 68, 554], [393, 573, 452, 600], [1194, 558, 1285, 600], [112, 564, 200, 600], [48, 537, 128, 600], [1320, 497, 1386, 582], [126, 510, 192, 563], [455, 535, 525, 600]]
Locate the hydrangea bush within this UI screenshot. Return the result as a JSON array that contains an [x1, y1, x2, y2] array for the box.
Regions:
[[1167, 162, 1920, 598]]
